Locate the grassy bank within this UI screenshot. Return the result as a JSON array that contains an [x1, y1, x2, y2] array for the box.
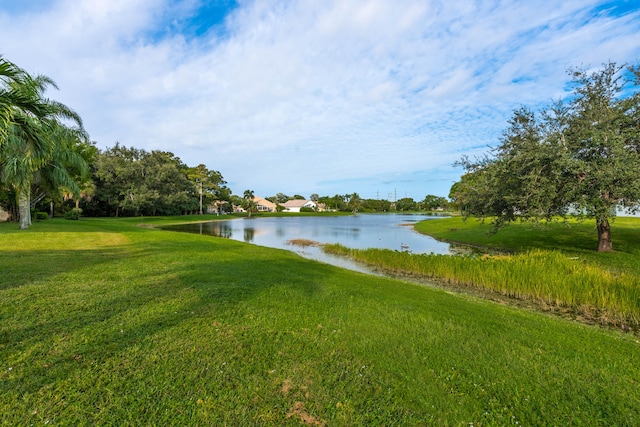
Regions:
[[325, 217, 640, 329], [2, 217, 639, 425]]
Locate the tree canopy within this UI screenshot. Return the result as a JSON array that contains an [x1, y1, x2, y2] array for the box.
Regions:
[[452, 62, 640, 252], [0, 56, 88, 228], [89, 144, 226, 217]]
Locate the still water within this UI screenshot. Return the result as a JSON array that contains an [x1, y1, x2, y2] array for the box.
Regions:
[[163, 214, 452, 274]]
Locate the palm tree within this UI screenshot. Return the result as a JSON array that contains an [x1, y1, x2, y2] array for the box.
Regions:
[[348, 192, 361, 214], [1, 56, 86, 228], [243, 189, 256, 218], [34, 124, 92, 216], [0, 57, 30, 142]]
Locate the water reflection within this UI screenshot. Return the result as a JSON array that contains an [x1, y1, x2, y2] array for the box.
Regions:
[[244, 227, 255, 242], [163, 214, 454, 270]]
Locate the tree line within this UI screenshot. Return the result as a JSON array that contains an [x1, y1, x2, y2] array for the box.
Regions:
[[241, 192, 450, 213], [85, 143, 229, 217], [0, 56, 231, 225]]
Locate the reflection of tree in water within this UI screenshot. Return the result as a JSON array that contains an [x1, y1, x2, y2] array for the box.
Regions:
[[244, 227, 255, 242], [204, 222, 233, 238]]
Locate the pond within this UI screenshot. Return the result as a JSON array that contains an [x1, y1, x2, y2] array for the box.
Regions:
[[162, 214, 454, 274]]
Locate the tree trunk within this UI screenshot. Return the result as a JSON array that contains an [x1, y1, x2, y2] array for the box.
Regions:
[[597, 218, 613, 252], [18, 187, 31, 230]]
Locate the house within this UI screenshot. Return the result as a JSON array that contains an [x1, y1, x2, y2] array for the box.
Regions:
[[282, 199, 317, 213], [254, 196, 277, 212]]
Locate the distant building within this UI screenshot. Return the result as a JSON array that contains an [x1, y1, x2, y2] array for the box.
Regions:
[[254, 196, 277, 212], [282, 199, 317, 212]]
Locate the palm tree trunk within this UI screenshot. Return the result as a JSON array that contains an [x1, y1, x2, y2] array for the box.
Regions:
[[18, 186, 31, 229]]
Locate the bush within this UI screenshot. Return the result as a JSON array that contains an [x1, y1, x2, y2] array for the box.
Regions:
[[300, 206, 316, 212], [65, 208, 82, 220], [34, 212, 49, 221]]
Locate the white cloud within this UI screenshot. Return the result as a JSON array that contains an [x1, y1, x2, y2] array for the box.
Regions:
[[1, 0, 639, 198]]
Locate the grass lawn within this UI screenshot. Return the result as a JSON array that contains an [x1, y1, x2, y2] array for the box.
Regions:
[[1, 217, 639, 425]]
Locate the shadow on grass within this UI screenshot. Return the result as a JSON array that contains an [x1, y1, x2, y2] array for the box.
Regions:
[[1, 240, 334, 400], [0, 246, 137, 290]]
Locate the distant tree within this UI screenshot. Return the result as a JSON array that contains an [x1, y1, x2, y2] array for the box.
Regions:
[[267, 192, 289, 204], [396, 197, 416, 211], [310, 193, 319, 202], [277, 192, 289, 203], [187, 164, 228, 215], [229, 194, 243, 211], [453, 62, 640, 252], [243, 189, 256, 218], [317, 194, 349, 211], [360, 198, 391, 212], [422, 195, 448, 211], [292, 194, 305, 200], [347, 193, 361, 213]]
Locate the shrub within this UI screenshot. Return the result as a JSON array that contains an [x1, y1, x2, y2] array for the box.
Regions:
[[65, 208, 82, 220], [300, 206, 316, 212], [34, 212, 49, 221]]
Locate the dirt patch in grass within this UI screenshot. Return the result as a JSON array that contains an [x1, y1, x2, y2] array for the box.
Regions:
[[287, 401, 325, 426]]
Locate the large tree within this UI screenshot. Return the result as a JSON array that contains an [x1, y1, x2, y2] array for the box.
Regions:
[[187, 164, 228, 215], [395, 197, 416, 211], [0, 57, 86, 228], [92, 144, 197, 216], [453, 62, 640, 252]]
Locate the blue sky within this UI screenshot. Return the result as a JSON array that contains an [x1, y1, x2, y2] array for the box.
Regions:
[[1, 1, 639, 200]]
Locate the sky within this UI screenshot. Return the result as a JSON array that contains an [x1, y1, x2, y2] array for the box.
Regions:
[[1, 1, 639, 201]]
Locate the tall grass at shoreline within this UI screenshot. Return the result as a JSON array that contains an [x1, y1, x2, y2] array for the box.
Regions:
[[323, 244, 640, 327]]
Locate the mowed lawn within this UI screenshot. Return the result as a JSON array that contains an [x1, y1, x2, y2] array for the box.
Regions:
[[1, 217, 639, 426]]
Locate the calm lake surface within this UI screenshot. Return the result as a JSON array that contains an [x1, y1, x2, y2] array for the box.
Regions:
[[163, 214, 453, 274]]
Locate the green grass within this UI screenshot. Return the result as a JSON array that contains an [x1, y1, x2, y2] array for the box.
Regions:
[[2, 217, 640, 425]]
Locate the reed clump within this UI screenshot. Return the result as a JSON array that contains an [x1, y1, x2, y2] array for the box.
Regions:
[[286, 238, 322, 247], [323, 244, 640, 329]]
